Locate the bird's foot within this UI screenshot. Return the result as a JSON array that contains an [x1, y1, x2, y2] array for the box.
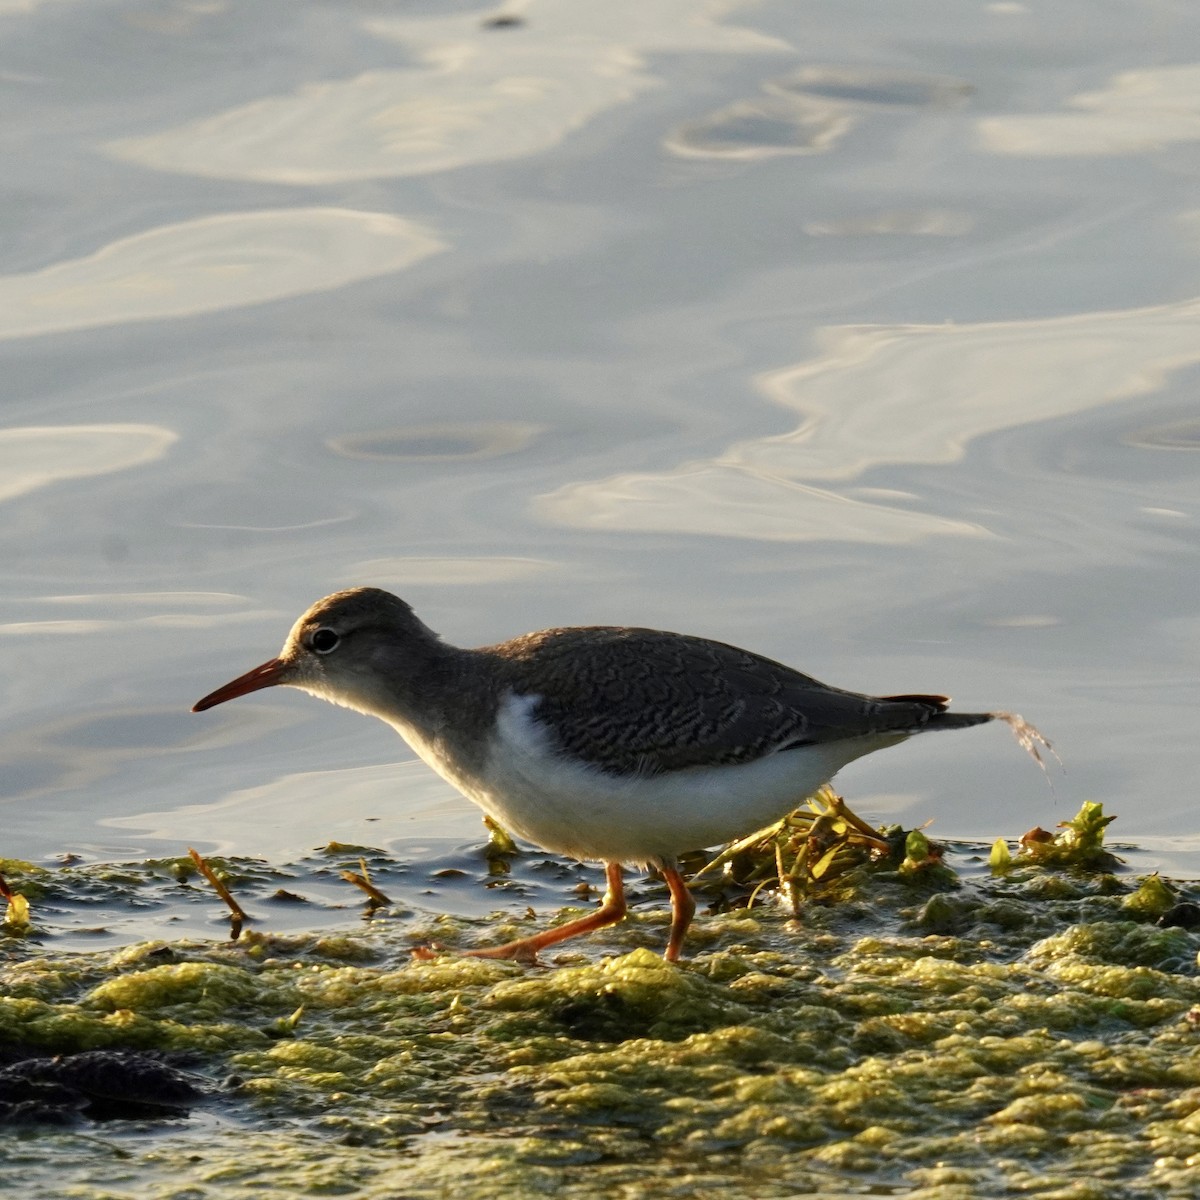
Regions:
[[409, 943, 445, 962], [462, 941, 543, 966]]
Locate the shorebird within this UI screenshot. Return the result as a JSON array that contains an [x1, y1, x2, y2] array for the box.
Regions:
[[193, 587, 1047, 962]]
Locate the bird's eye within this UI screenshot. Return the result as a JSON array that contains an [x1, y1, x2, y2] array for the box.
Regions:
[[311, 628, 340, 654]]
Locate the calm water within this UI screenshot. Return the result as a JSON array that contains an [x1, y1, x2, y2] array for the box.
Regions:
[[2, 0, 1199, 875]]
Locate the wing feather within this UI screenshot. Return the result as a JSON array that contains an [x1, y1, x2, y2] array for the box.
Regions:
[[486, 627, 953, 776]]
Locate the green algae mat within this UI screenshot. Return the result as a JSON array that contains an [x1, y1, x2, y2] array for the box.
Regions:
[[4, 802, 1200, 1200]]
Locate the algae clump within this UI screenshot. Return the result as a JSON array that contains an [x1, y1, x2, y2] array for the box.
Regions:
[[5, 800, 1200, 1199]]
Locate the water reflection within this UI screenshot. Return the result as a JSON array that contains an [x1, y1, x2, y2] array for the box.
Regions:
[[106, 0, 786, 184], [106, 760, 474, 859], [772, 67, 973, 109], [667, 96, 851, 160], [538, 462, 986, 543], [804, 210, 974, 237], [0, 209, 444, 340], [0, 596, 277, 637], [0, 425, 176, 503], [980, 65, 1200, 156], [171, 489, 358, 534], [3, 0, 1198, 872], [345, 557, 556, 587], [1126, 418, 1200, 450], [538, 297, 1200, 543], [328, 422, 541, 462], [667, 65, 971, 161], [0, 697, 299, 806]]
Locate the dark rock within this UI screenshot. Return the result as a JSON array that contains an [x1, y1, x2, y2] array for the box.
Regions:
[[0, 1049, 204, 1125]]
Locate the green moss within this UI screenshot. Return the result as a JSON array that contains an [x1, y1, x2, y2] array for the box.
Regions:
[[6, 840, 1200, 1200], [1029, 921, 1199, 970], [1124, 874, 1178, 918], [87, 960, 284, 1016]]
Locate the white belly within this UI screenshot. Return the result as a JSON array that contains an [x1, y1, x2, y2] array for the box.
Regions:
[[388, 692, 902, 865]]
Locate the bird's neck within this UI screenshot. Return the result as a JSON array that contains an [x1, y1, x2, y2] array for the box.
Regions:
[[321, 638, 501, 751]]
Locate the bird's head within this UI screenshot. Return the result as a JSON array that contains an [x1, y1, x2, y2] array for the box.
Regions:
[[192, 587, 438, 716]]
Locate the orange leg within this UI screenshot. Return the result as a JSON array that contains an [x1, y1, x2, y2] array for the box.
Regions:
[[463, 861, 627, 964], [660, 861, 696, 963]]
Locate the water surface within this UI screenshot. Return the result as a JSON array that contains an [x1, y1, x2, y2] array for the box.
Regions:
[[1, 0, 1197, 880]]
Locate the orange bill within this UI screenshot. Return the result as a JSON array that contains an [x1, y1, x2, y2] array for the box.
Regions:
[[192, 658, 288, 712]]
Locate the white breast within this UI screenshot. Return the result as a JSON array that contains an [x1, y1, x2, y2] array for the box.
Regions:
[[393, 691, 901, 865]]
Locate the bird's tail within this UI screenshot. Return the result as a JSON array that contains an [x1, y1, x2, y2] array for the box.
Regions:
[[925, 709, 996, 732], [880, 694, 1056, 771], [930, 705, 1057, 772]]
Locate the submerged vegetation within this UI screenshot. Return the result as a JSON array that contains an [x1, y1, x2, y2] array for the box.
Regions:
[[3, 797, 1200, 1199]]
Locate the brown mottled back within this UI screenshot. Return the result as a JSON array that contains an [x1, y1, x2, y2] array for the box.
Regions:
[[482, 626, 976, 776]]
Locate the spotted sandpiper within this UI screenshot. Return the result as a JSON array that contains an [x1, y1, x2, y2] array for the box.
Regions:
[[193, 587, 1047, 962]]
